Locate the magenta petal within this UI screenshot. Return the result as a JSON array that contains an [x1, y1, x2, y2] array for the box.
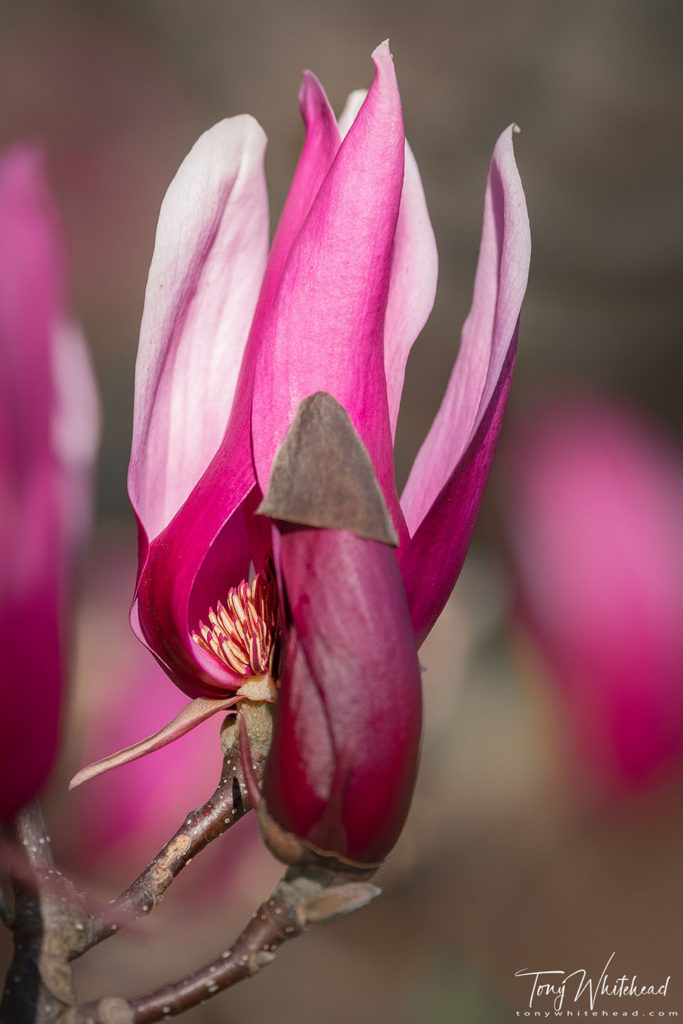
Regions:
[[504, 399, 683, 793], [251, 42, 407, 537], [262, 528, 422, 864], [0, 146, 97, 819], [133, 467, 254, 699], [128, 116, 269, 543], [338, 89, 438, 439], [255, 70, 340, 324], [399, 126, 531, 643]]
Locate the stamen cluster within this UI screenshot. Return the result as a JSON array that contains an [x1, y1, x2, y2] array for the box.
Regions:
[[192, 556, 278, 677]]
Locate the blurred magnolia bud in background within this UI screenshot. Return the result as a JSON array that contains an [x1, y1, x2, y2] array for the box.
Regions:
[[0, 144, 98, 821], [501, 395, 683, 796]]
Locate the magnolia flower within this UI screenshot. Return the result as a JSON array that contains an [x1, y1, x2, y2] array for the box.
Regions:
[[503, 397, 683, 794], [0, 145, 98, 821], [73, 43, 530, 867]]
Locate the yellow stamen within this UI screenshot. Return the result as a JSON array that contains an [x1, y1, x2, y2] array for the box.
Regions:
[[192, 555, 278, 679]]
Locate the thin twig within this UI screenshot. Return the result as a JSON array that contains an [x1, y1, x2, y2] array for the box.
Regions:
[[66, 867, 381, 1023]]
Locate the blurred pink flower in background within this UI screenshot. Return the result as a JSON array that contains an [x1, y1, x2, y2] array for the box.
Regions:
[[503, 396, 683, 795], [0, 145, 98, 821]]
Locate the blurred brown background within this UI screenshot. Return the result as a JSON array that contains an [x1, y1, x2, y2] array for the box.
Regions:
[[1, 0, 682, 1020]]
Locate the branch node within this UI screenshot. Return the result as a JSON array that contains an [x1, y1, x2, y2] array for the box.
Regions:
[[96, 997, 134, 1024]]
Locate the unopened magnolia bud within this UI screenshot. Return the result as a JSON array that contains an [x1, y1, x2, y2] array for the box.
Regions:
[[261, 527, 422, 867]]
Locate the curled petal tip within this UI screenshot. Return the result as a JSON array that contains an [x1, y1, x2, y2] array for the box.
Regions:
[[299, 68, 318, 92], [298, 70, 335, 129], [298, 70, 315, 105], [371, 40, 394, 68]]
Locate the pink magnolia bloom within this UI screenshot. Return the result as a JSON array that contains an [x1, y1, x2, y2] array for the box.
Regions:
[[0, 144, 98, 820], [75, 43, 530, 866], [503, 397, 683, 794]]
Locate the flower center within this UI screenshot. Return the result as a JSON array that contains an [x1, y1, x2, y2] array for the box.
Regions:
[[192, 555, 279, 678]]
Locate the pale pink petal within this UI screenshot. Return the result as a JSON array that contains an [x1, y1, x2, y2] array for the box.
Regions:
[[251, 42, 406, 534], [128, 115, 269, 542], [337, 89, 365, 138], [51, 318, 100, 564], [384, 141, 438, 437], [399, 126, 530, 642]]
